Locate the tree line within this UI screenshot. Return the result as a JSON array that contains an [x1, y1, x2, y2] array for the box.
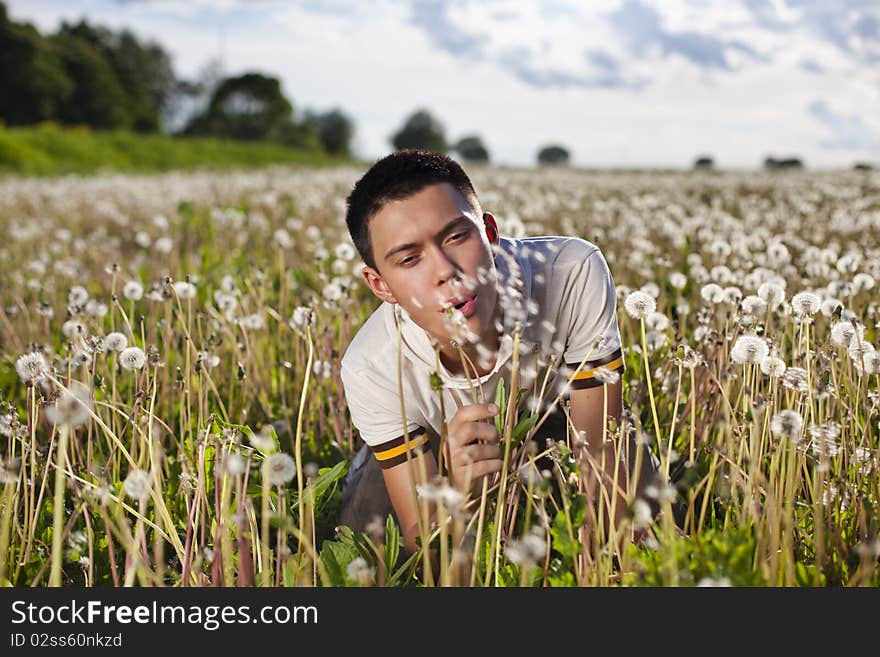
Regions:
[[1, 2, 572, 165]]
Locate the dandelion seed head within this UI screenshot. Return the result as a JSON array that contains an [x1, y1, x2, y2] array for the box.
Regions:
[[780, 367, 809, 393], [15, 352, 49, 385], [668, 272, 687, 290], [770, 410, 803, 441], [757, 282, 785, 309], [700, 283, 724, 304], [119, 346, 146, 370], [263, 452, 297, 485], [172, 281, 197, 300], [44, 381, 93, 428], [623, 291, 656, 319], [759, 355, 786, 377], [346, 557, 375, 586], [791, 291, 821, 317], [730, 335, 769, 365], [123, 469, 151, 501]]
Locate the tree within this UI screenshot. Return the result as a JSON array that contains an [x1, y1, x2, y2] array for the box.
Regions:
[[0, 4, 73, 125], [51, 31, 131, 128], [454, 135, 489, 163], [305, 108, 354, 155], [537, 144, 570, 166], [693, 155, 714, 170], [56, 20, 175, 132], [184, 72, 295, 142], [390, 109, 446, 152], [764, 156, 804, 170]]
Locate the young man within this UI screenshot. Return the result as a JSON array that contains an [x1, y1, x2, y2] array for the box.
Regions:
[[339, 149, 657, 554]]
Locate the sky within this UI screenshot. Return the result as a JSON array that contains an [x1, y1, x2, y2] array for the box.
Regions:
[[6, 0, 880, 169]]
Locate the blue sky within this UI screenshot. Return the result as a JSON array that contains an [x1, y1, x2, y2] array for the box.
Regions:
[[7, 0, 880, 169]]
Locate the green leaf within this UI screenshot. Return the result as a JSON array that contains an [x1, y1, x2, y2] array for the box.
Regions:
[[511, 413, 538, 448], [318, 537, 361, 587], [385, 515, 400, 574], [494, 378, 507, 435]]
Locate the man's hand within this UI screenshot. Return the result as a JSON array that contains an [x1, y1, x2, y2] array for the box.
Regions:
[[444, 402, 503, 496]]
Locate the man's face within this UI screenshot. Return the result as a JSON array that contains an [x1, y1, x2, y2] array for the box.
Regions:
[[361, 182, 499, 351]]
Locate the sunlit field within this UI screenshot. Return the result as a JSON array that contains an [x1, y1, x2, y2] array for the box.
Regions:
[[1, 165, 879, 587]]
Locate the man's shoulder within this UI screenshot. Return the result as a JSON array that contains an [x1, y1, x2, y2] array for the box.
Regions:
[[519, 235, 602, 269], [340, 302, 396, 375]]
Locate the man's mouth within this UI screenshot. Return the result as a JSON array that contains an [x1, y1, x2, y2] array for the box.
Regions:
[[441, 294, 477, 317]]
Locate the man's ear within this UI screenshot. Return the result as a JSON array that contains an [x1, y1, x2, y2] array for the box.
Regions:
[[483, 212, 499, 245], [361, 265, 398, 304]]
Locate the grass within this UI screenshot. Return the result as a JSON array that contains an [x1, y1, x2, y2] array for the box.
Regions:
[[0, 123, 349, 177], [0, 164, 879, 587]]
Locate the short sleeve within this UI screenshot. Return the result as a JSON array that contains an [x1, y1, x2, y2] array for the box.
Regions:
[[560, 246, 625, 389], [340, 362, 428, 469]]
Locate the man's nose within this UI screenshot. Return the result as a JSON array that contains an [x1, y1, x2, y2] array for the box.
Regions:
[[432, 245, 459, 285]]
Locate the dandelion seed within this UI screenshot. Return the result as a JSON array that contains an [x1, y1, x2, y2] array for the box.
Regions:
[[759, 355, 786, 377], [831, 321, 862, 348], [172, 281, 197, 300], [123, 469, 151, 501], [322, 282, 342, 302], [154, 236, 174, 254], [240, 313, 265, 330], [791, 291, 821, 317], [123, 280, 144, 301], [261, 451, 297, 486], [119, 346, 146, 370], [346, 557, 375, 586], [62, 320, 85, 338], [697, 577, 732, 587], [730, 335, 769, 365], [334, 242, 356, 261], [105, 332, 128, 352], [197, 351, 220, 368], [757, 282, 785, 309], [645, 311, 669, 332], [273, 228, 294, 249], [68, 285, 89, 307], [15, 352, 49, 385], [770, 410, 803, 441], [740, 295, 767, 317], [780, 367, 809, 393], [853, 272, 875, 292], [593, 366, 620, 385], [700, 283, 724, 304], [223, 452, 246, 476], [44, 381, 93, 428], [848, 339, 875, 362], [623, 291, 656, 319], [668, 272, 687, 290], [249, 425, 277, 453], [632, 499, 654, 530]]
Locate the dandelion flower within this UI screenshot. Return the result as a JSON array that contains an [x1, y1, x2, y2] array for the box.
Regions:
[[346, 557, 375, 586], [322, 282, 343, 302], [173, 281, 197, 300], [668, 272, 687, 290], [119, 347, 146, 370], [262, 452, 297, 485], [645, 311, 670, 332], [68, 285, 89, 307], [123, 280, 144, 301], [62, 320, 85, 338], [15, 352, 49, 384], [44, 381, 93, 428], [853, 273, 875, 292], [730, 335, 769, 365], [123, 469, 151, 501], [770, 410, 803, 441], [105, 332, 128, 352], [759, 355, 786, 377], [791, 291, 821, 317], [334, 242, 356, 261], [757, 282, 785, 309], [781, 367, 809, 393], [848, 339, 875, 362], [830, 321, 862, 348], [273, 229, 294, 249], [623, 291, 656, 319], [740, 295, 767, 317], [700, 283, 723, 304]]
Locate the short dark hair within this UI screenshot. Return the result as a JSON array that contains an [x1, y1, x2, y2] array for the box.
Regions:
[[345, 149, 479, 271]]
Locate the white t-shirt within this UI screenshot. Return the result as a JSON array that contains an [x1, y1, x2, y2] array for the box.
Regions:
[[340, 235, 625, 469]]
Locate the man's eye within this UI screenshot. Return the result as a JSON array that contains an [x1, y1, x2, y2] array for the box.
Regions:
[[399, 256, 418, 266], [448, 232, 467, 242]]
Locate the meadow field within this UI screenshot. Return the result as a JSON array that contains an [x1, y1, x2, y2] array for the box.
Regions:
[[1, 164, 879, 587]]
